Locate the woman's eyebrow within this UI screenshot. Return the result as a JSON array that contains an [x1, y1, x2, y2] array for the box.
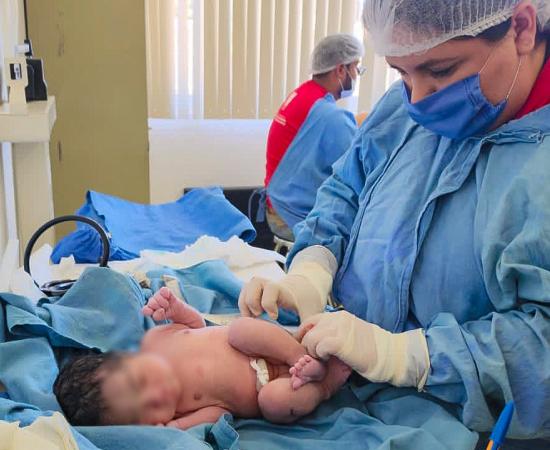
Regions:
[[389, 57, 463, 73]]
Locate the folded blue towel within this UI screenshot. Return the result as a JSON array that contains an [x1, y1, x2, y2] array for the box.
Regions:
[[51, 187, 256, 263]]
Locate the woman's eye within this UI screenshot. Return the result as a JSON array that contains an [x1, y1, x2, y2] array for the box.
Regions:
[[429, 66, 456, 78]]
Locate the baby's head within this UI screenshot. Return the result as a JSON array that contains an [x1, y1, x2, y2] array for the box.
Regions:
[[54, 351, 180, 426]]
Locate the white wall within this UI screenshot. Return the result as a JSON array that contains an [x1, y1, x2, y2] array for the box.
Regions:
[[149, 119, 271, 203]]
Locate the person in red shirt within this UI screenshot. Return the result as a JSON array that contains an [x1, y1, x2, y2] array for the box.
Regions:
[[264, 34, 364, 241]]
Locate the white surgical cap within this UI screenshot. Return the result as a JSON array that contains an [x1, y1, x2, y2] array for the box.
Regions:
[[362, 0, 550, 57], [311, 33, 365, 75]]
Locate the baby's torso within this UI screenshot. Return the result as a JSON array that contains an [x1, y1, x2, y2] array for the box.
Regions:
[[142, 325, 262, 418]]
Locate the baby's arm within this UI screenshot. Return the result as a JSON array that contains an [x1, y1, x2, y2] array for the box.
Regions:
[[142, 287, 206, 328], [166, 406, 228, 429]]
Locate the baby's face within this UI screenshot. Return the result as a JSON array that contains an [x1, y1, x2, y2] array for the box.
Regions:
[[101, 353, 181, 425]]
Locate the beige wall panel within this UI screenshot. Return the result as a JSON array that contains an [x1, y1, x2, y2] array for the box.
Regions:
[[146, 0, 176, 118], [159, 0, 177, 117], [299, 0, 316, 82], [231, 0, 248, 117], [144, 0, 156, 117], [203, 0, 219, 117], [271, 0, 289, 113], [340, 0, 356, 31], [217, 0, 231, 118], [358, 34, 376, 111], [285, 0, 302, 92], [327, 0, 342, 35], [245, 0, 260, 117], [177, 0, 190, 112], [314, 0, 329, 46], [192, 0, 204, 118], [258, 0, 274, 118], [26, 0, 149, 238]]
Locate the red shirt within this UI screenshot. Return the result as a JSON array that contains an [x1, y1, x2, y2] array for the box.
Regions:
[[515, 56, 550, 119], [265, 80, 328, 189]]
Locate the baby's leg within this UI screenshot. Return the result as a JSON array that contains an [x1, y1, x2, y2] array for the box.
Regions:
[[258, 357, 351, 423], [228, 317, 326, 388], [228, 317, 313, 366]]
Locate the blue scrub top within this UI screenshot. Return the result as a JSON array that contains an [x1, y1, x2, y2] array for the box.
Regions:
[[268, 93, 357, 229], [290, 81, 550, 440]]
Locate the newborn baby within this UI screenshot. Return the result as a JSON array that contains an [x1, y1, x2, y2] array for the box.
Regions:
[[54, 287, 350, 429]]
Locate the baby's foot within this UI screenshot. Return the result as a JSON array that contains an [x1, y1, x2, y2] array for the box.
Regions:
[[319, 357, 352, 399], [289, 355, 327, 390]]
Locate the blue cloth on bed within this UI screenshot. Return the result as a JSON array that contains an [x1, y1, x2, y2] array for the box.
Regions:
[[51, 187, 257, 263], [0, 265, 479, 450], [144, 260, 299, 325]]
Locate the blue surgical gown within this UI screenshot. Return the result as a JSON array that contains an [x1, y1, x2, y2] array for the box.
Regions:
[[290, 82, 550, 440], [268, 93, 356, 229]]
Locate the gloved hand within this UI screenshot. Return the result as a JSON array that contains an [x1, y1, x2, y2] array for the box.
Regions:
[[296, 311, 430, 389], [238, 260, 333, 321]]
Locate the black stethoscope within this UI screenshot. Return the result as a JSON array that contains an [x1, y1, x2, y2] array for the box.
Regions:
[[23, 215, 110, 297]]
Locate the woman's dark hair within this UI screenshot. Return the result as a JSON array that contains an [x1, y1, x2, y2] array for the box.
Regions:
[[476, 18, 513, 42], [461, 17, 549, 43]]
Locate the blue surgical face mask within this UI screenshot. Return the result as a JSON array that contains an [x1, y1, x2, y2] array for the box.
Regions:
[[339, 69, 356, 99], [402, 50, 523, 140]]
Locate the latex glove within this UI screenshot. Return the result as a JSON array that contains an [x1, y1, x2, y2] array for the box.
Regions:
[[297, 311, 430, 389], [238, 261, 333, 321]]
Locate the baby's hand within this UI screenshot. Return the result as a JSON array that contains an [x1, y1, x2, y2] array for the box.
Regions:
[[142, 287, 184, 322]]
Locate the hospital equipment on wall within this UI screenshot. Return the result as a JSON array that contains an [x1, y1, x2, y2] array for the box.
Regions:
[[3, 52, 28, 113], [20, 0, 48, 102], [24, 215, 110, 297], [4, 42, 48, 109], [2, 0, 48, 113]]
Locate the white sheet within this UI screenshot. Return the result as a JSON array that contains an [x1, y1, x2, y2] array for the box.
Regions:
[[10, 235, 285, 302]]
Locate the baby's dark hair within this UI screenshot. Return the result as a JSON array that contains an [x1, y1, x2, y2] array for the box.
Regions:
[[53, 351, 125, 425]]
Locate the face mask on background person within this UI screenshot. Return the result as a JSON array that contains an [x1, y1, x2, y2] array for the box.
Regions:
[[339, 68, 356, 99]]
